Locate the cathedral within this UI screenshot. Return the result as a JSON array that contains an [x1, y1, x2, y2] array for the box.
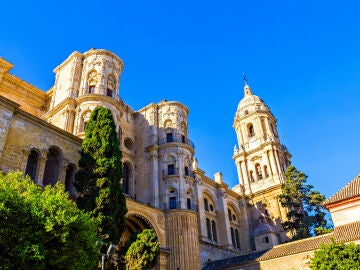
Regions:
[[0, 49, 293, 269]]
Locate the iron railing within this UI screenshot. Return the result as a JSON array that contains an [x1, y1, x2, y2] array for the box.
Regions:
[[163, 201, 198, 211], [158, 135, 195, 149]]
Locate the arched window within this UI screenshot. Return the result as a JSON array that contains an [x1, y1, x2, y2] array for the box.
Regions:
[[81, 111, 92, 133], [235, 229, 240, 249], [167, 155, 176, 176], [186, 189, 192, 210], [169, 188, 177, 209], [87, 70, 97, 94], [248, 123, 255, 137], [65, 163, 76, 197], [43, 147, 61, 186], [211, 220, 217, 242], [25, 149, 40, 182], [231, 227, 236, 247], [204, 198, 209, 212], [164, 119, 173, 128], [264, 165, 269, 178], [249, 170, 255, 182], [107, 74, 116, 97], [255, 163, 262, 180], [228, 208, 232, 221], [206, 218, 212, 240], [122, 162, 131, 195]]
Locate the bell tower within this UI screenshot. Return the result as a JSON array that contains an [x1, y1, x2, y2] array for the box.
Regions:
[[233, 78, 291, 247]]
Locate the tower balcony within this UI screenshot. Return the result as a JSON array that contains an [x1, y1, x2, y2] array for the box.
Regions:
[[158, 135, 195, 149]]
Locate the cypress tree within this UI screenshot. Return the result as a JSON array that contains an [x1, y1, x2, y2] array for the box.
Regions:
[[75, 106, 127, 244]]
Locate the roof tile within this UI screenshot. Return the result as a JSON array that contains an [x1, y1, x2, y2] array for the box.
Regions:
[[325, 175, 360, 205]]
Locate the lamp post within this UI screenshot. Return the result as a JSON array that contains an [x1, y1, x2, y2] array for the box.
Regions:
[[97, 241, 117, 270]]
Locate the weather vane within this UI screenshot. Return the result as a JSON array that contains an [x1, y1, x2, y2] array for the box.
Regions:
[[243, 72, 248, 86]]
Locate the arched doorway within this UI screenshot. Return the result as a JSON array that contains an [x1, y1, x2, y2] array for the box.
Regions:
[[43, 147, 62, 186], [65, 163, 77, 197]]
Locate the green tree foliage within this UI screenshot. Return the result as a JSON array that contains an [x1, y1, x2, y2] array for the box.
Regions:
[[75, 106, 127, 244], [279, 165, 331, 240], [310, 239, 360, 270], [125, 229, 160, 270], [0, 172, 99, 270]]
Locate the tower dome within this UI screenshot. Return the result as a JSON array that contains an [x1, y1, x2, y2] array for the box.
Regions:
[[236, 83, 270, 118]]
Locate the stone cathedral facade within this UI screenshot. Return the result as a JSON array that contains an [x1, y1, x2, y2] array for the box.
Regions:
[[0, 49, 292, 269]]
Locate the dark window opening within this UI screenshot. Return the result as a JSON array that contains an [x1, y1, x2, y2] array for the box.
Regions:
[[65, 164, 76, 197], [228, 209, 232, 221], [248, 124, 255, 137], [43, 148, 61, 186], [25, 150, 39, 182], [106, 88, 113, 97], [187, 198, 191, 209], [88, 85, 95, 94], [264, 236, 269, 243], [206, 218, 212, 240], [250, 171, 255, 182], [235, 229, 240, 249], [166, 133, 173, 142], [212, 220, 217, 242], [169, 197, 177, 209], [231, 228, 236, 247], [168, 164, 175, 175], [204, 198, 209, 212], [181, 135, 185, 143], [184, 166, 189, 176]]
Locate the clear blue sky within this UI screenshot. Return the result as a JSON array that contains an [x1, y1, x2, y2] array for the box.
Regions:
[[1, 0, 360, 199]]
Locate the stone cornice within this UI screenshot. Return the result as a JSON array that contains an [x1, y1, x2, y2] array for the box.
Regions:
[[232, 141, 282, 160], [83, 49, 124, 71], [44, 97, 77, 119], [13, 103, 82, 145], [53, 51, 84, 73], [76, 94, 134, 114], [0, 95, 20, 110], [249, 183, 283, 198], [0, 57, 14, 74], [157, 100, 189, 115], [2, 73, 47, 99], [158, 142, 195, 155]]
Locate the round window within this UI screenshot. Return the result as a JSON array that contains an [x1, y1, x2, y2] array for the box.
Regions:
[[124, 137, 134, 150]]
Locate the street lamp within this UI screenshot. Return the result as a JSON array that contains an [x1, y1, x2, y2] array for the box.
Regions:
[[97, 241, 117, 270]]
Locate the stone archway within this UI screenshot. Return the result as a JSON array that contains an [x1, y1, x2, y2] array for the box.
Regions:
[[124, 199, 168, 269]]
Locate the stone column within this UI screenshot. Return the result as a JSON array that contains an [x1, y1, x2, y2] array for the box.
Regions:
[[274, 150, 282, 180], [37, 150, 48, 186], [264, 151, 273, 177], [57, 159, 67, 185], [166, 211, 200, 270], [177, 153, 185, 209], [64, 105, 76, 134], [151, 150, 160, 208], [236, 160, 245, 192], [20, 148, 30, 173], [159, 248, 169, 270], [240, 160, 251, 194], [269, 148, 279, 177]]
